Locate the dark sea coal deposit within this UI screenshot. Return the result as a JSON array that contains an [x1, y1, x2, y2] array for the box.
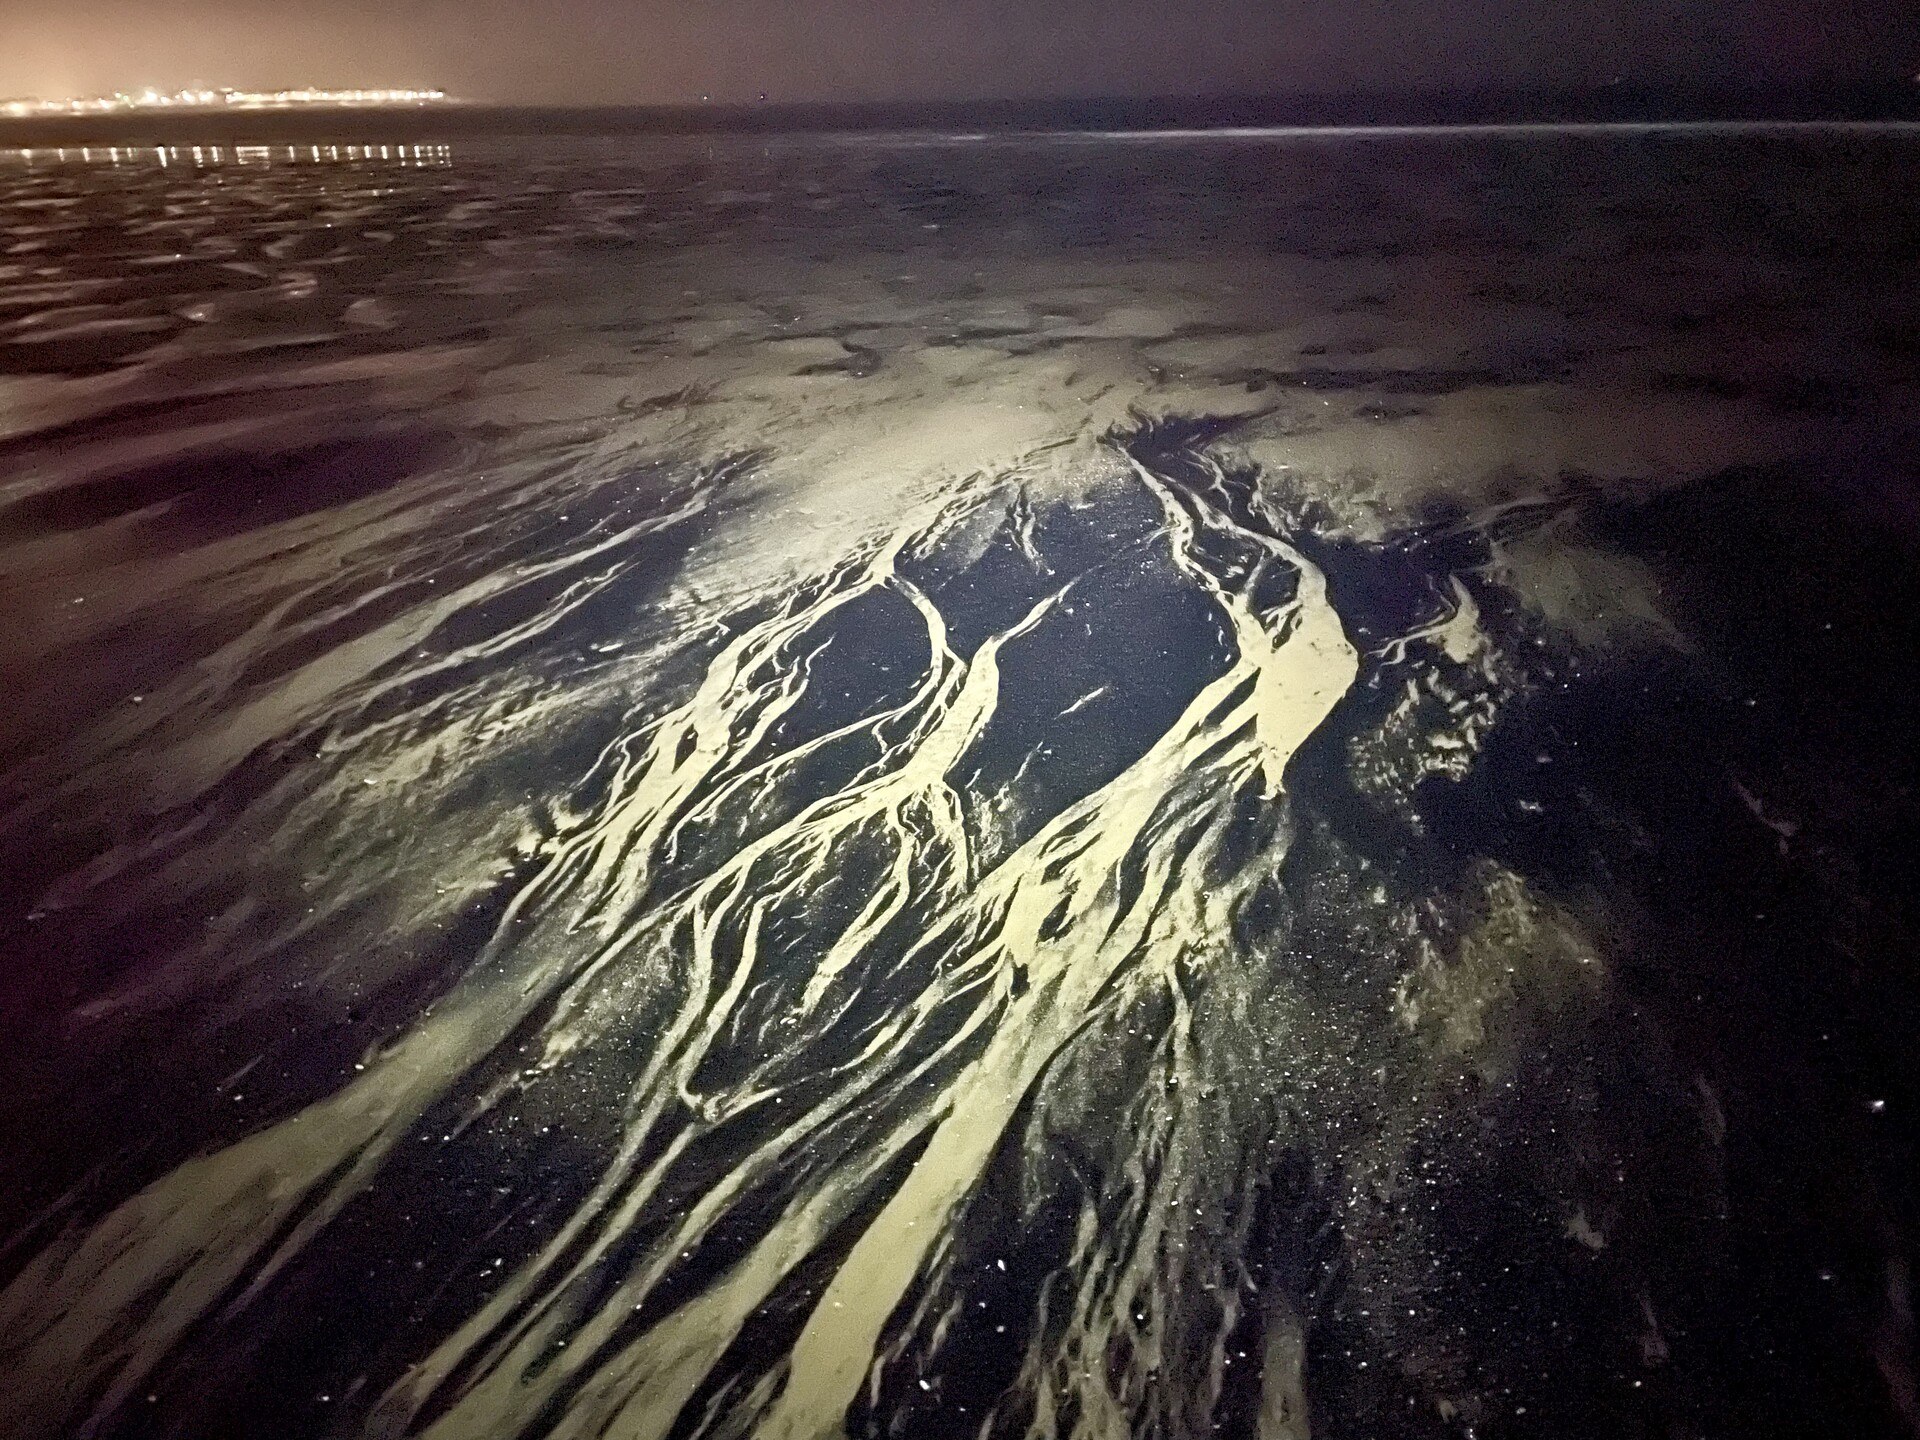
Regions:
[[1, 124, 1916, 1440]]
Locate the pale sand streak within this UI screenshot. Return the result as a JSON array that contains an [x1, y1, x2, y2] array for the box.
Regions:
[[0, 491, 955, 1437], [746, 460, 1358, 1440], [376, 503, 1073, 1436], [0, 447, 1359, 1440], [382, 519, 1122, 1436], [410, 456, 1357, 1440]]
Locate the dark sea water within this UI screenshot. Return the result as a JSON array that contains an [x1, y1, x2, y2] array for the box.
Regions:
[[1, 126, 1917, 1440]]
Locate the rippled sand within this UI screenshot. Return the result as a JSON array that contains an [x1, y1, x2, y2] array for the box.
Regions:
[[1, 129, 1917, 1440]]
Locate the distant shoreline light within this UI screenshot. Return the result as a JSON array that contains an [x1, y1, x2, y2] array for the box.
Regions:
[[0, 88, 449, 118]]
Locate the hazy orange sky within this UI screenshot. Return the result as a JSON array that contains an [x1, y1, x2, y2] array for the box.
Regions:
[[3, 0, 1915, 104]]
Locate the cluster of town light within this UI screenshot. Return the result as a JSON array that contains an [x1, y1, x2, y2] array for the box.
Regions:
[[2, 88, 448, 117]]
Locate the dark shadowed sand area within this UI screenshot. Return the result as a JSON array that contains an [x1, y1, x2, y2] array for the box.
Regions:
[[1, 123, 1917, 1440]]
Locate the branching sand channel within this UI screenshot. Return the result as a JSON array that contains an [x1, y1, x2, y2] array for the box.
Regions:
[[0, 409, 1655, 1440]]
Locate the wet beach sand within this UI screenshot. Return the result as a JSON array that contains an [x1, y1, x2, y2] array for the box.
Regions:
[[1, 126, 1917, 1440]]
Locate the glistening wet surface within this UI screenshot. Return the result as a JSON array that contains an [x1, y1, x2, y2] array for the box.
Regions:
[[1, 127, 1917, 1440]]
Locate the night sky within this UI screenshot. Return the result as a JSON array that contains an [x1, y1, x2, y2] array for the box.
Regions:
[[3, 0, 1918, 108]]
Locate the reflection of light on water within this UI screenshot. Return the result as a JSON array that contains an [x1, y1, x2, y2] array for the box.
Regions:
[[4, 142, 454, 169]]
